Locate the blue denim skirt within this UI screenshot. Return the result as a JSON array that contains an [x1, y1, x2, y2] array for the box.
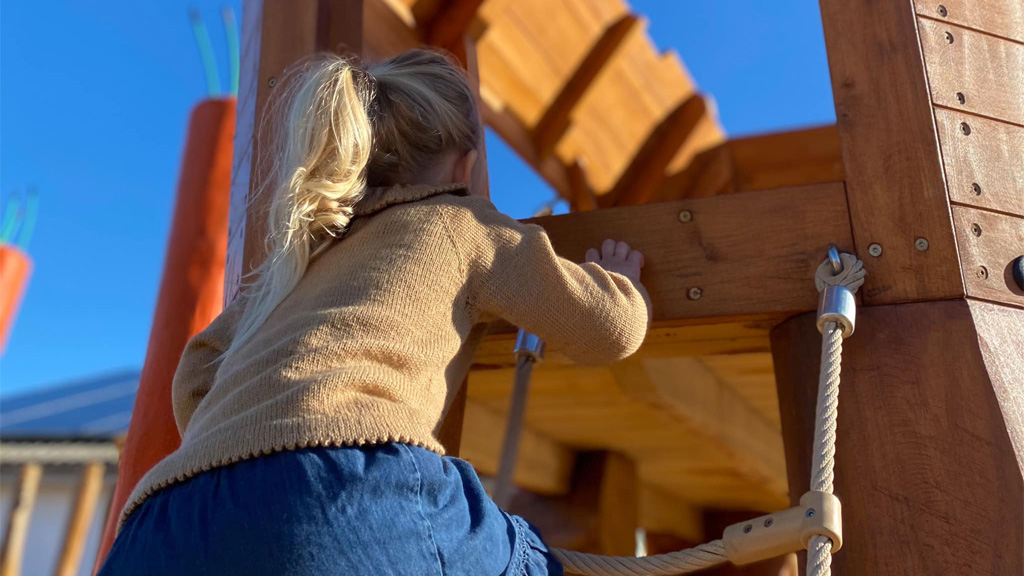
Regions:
[[99, 443, 562, 576]]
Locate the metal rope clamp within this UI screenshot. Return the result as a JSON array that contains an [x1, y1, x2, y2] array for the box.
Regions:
[[514, 329, 546, 362], [817, 245, 856, 337], [722, 491, 843, 565]]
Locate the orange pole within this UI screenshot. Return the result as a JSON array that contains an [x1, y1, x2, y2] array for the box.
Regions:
[[93, 98, 235, 571], [0, 245, 32, 352]]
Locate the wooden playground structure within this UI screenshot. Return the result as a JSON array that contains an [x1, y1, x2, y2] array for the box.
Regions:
[[1, 1, 1020, 575]]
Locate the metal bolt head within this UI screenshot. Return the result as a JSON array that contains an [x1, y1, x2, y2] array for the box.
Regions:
[[945, 31, 955, 43], [972, 182, 982, 195], [977, 266, 989, 280], [956, 92, 966, 104], [868, 243, 883, 257], [268, 77, 278, 87], [937, 4, 948, 17], [678, 210, 692, 223], [743, 524, 753, 534], [915, 238, 929, 251], [960, 122, 971, 135], [763, 518, 774, 528], [806, 508, 816, 518], [971, 223, 982, 237], [688, 287, 703, 300]]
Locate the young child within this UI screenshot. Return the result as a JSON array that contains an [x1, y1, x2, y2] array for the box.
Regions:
[[100, 49, 651, 576]]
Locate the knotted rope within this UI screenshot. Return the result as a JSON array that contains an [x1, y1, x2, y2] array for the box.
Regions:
[[510, 250, 864, 576]]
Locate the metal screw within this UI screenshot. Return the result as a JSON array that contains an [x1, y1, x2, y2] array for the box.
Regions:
[[977, 266, 989, 279], [945, 31, 955, 43], [806, 508, 816, 518], [743, 524, 753, 534], [971, 223, 982, 237], [960, 122, 971, 135], [688, 287, 703, 300], [868, 243, 883, 257], [764, 518, 774, 528], [956, 92, 966, 104], [678, 210, 693, 223], [937, 4, 948, 17], [268, 77, 278, 87], [972, 183, 982, 195], [915, 238, 930, 251]]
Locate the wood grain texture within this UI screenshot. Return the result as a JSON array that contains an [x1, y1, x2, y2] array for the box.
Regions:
[[914, 0, 1024, 44], [936, 108, 1024, 216], [951, 205, 1024, 307], [773, 301, 1023, 575], [819, 0, 964, 304], [919, 18, 1024, 126], [530, 182, 853, 322]]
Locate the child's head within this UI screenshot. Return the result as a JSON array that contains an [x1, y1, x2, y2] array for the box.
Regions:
[[230, 49, 481, 356]]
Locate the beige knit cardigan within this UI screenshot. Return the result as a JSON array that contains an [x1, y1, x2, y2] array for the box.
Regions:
[[121, 183, 651, 527]]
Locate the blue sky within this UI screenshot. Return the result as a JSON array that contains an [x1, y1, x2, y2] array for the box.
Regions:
[[0, 1, 834, 396]]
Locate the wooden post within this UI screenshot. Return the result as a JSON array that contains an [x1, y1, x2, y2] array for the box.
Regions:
[[55, 463, 106, 576], [226, 0, 366, 301], [0, 463, 43, 576], [508, 451, 639, 555], [771, 300, 1023, 575]]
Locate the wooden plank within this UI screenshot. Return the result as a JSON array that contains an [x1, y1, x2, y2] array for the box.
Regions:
[[528, 182, 853, 322], [935, 108, 1024, 216], [772, 300, 1023, 575], [567, 159, 598, 212], [55, 462, 106, 576], [819, 0, 963, 304], [459, 399, 574, 494], [0, 463, 42, 576], [227, 0, 365, 300], [612, 357, 787, 498], [595, 452, 640, 555], [727, 125, 843, 193], [919, 18, 1024, 126], [951, 205, 1024, 307], [914, 0, 1024, 44], [532, 15, 643, 158]]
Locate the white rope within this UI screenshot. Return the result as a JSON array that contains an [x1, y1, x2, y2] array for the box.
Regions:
[[806, 252, 864, 576], [553, 540, 728, 576], [510, 251, 864, 576]]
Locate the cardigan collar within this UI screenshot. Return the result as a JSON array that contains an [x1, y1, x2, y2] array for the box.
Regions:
[[352, 183, 470, 218]]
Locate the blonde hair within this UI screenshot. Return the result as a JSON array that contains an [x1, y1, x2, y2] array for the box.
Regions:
[[228, 50, 480, 356]]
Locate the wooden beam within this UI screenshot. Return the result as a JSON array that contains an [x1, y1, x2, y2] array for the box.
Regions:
[[611, 358, 788, 498], [527, 182, 854, 323], [459, 398, 575, 495], [819, 0, 963, 304], [609, 94, 713, 207], [638, 485, 704, 544], [55, 462, 106, 576], [423, 0, 485, 49], [566, 159, 597, 212], [771, 300, 1023, 575], [0, 463, 42, 576], [532, 15, 643, 158], [227, 0, 365, 299]]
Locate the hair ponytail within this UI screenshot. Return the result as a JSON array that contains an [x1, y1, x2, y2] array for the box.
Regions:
[[228, 55, 373, 357], [226, 49, 480, 357]]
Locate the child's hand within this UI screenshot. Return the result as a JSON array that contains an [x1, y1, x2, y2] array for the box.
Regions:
[[585, 239, 644, 283]]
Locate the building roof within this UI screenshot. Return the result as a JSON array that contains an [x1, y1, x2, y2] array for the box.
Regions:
[[0, 370, 139, 441]]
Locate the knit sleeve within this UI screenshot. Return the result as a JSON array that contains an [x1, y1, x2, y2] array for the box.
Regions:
[[171, 298, 243, 435], [441, 196, 652, 364]]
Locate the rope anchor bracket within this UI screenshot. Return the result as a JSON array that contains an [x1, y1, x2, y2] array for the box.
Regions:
[[722, 491, 843, 566]]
